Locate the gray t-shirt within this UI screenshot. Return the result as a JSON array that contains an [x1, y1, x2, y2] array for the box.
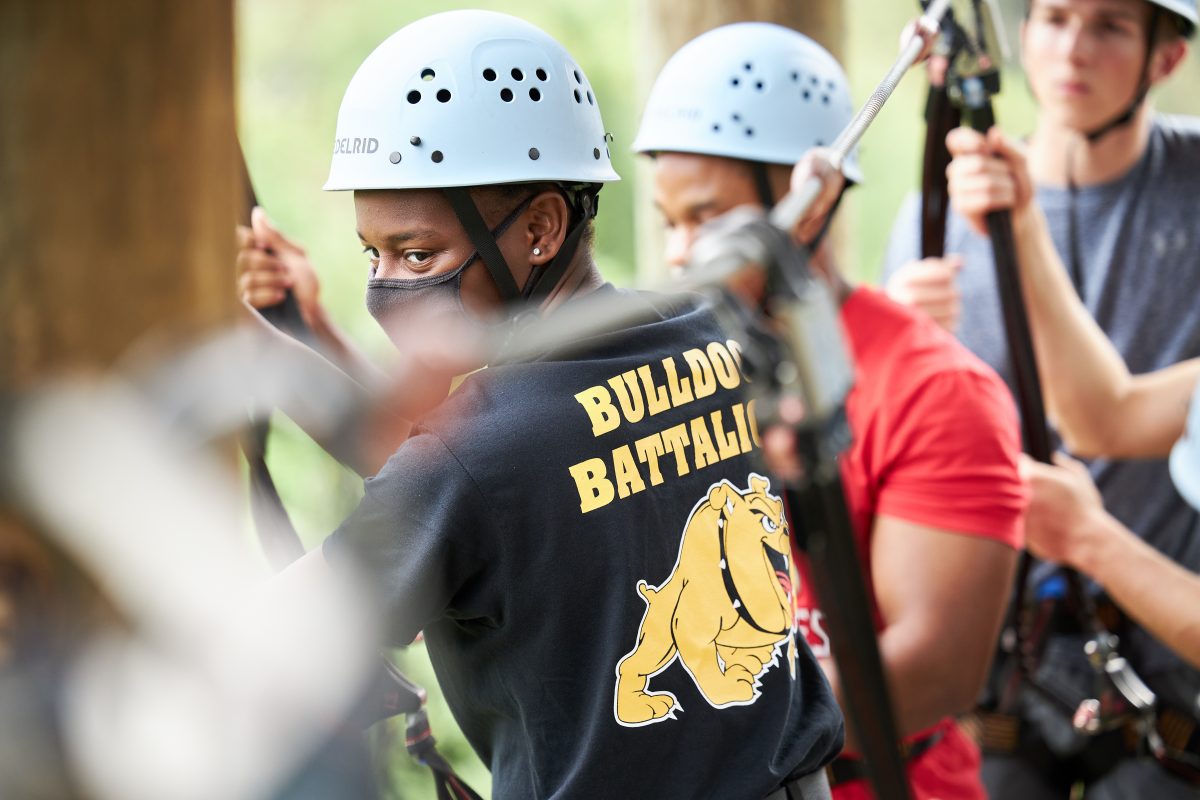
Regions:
[[883, 115, 1200, 689]]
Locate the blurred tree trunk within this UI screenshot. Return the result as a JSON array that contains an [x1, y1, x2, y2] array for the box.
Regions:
[[0, 0, 238, 387], [0, 4, 239, 770], [634, 0, 846, 282]]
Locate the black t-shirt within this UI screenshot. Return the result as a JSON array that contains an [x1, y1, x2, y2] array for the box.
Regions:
[[325, 286, 844, 799]]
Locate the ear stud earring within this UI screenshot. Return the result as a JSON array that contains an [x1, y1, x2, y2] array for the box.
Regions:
[[532, 247, 543, 256]]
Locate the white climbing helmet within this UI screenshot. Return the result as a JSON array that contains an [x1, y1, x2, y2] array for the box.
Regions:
[[1151, 0, 1197, 36], [324, 10, 620, 191], [633, 22, 862, 183]]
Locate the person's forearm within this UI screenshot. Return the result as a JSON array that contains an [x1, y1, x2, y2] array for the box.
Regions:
[[239, 311, 395, 476], [819, 628, 981, 752], [308, 305, 386, 387], [1122, 362, 1200, 455], [1076, 512, 1200, 669], [1010, 207, 1192, 457]]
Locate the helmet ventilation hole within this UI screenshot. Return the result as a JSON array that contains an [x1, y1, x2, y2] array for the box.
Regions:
[[712, 123, 721, 132], [421, 69, 435, 81], [731, 77, 740, 87], [810, 76, 819, 86], [821, 95, 830, 105], [743, 62, 753, 71], [407, 90, 421, 104], [483, 68, 497, 81], [529, 87, 542, 101], [586, 90, 594, 105], [431, 151, 444, 163], [593, 147, 600, 159], [573, 69, 582, 83], [573, 89, 582, 104], [528, 147, 540, 160], [755, 81, 765, 91], [731, 112, 741, 122], [802, 90, 811, 101], [745, 128, 754, 137], [437, 89, 451, 103], [512, 68, 524, 81], [536, 68, 548, 81], [500, 87, 514, 102], [791, 71, 800, 82]]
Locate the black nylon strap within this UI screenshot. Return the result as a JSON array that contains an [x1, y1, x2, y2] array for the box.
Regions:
[[1083, 7, 1159, 143], [1068, 7, 1160, 287], [524, 189, 597, 301], [239, 150, 310, 570], [443, 187, 522, 302], [750, 161, 777, 210], [920, 84, 961, 259], [242, 426, 307, 569]]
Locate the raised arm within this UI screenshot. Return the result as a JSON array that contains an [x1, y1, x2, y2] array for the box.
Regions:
[[946, 126, 1199, 458], [237, 207, 381, 385]]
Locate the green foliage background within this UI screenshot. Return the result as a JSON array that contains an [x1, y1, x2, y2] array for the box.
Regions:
[[236, 1, 1199, 796]]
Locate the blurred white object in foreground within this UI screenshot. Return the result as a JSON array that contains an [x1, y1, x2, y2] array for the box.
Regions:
[[7, 373, 377, 800]]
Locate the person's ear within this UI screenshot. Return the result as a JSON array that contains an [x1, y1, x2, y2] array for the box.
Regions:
[[1151, 36, 1188, 85], [525, 190, 570, 266]]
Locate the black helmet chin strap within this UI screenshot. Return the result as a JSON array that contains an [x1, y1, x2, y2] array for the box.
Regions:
[[749, 161, 778, 210], [441, 187, 527, 303], [522, 185, 601, 302], [1081, 6, 1161, 144], [747, 159, 851, 250], [1066, 5, 1160, 290], [441, 184, 600, 311]]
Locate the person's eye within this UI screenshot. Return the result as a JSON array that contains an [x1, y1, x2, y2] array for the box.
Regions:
[[362, 245, 380, 267], [403, 250, 435, 267]]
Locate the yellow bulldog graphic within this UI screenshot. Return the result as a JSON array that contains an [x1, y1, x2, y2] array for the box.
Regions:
[[614, 474, 798, 726]]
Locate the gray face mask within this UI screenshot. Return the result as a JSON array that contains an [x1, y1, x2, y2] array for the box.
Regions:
[[364, 193, 536, 348]]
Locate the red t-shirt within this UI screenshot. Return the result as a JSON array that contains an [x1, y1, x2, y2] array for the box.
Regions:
[[791, 286, 1027, 800]]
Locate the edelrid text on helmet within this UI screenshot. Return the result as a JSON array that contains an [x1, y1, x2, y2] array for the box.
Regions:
[[325, 10, 620, 192], [634, 22, 862, 183]]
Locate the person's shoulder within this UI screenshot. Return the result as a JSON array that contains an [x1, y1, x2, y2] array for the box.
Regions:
[[494, 284, 717, 364], [1152, 114, 1200, 164], [553, 285, 721, 354], [419, 285, 733, 457], [844, 286, 1013, 408], [844, 286, 994, 377], [368, 425, 471, 493]]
